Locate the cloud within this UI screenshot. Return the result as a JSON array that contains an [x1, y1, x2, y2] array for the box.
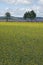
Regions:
[[39, 0, 43, 4], [1, 0, 16, 4], [1, 0, 32, 5], [16, 0, 31, 5], [0, 6, 43, 17], [37, 6, 43, 17], [37, 0, 43, 16], [0, 0, 43, 17], [0, 7, 32, 17]]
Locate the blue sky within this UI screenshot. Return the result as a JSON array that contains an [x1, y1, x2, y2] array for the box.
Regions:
[[0, 0, 43, 17]]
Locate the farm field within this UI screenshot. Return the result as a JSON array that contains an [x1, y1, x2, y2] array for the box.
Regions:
[[0, 22, 43, 65]]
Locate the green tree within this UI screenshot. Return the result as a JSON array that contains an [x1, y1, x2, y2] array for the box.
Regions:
[[5, 12, 11, 21], [27, 11, 31, 18], [30, 10, 36, 20], [23, 10, 36, 21], [23, 12, 28, 19]]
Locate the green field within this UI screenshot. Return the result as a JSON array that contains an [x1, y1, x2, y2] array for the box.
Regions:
[[0, 22, 43, 65]]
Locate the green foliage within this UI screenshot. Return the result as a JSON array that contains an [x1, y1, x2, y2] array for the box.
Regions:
[[23, 12, 31, 19], [5, 12, 11, 21], [23, 10, 36, 20], [30, 10, 36, 20], [0, 22, 43, 65]]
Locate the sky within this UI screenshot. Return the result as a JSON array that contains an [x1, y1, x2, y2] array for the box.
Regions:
[[0, 0, 43, 17]]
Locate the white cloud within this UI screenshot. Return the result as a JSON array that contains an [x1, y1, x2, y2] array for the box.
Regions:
[[39, 0, 43, 4], [37, 0, 43, 16], [0, 0, 43, 17], [37, 6, 43, 17], [38, 0, 43, 5], [1, 0, 32, 5], [0, 7, 32, 16], [16, 0, 31, 4], [1, 0, 16, 4]]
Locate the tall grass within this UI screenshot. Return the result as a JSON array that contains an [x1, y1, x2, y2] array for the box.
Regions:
[[0, 22, 43, 65]]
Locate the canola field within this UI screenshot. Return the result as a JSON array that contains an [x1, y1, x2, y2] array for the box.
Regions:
[[0, 22, 43, 65]]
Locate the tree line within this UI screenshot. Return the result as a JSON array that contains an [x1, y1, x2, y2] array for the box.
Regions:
[[5, 10, 36, 21]]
